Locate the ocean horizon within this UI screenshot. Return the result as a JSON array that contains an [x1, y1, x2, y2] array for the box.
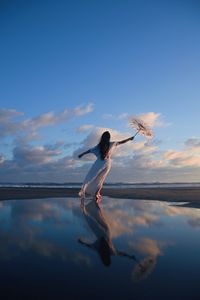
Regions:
[[1, 182, 200, 189]]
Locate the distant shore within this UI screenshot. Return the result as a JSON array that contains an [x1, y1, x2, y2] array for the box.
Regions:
[[0, 187, 200, 207]]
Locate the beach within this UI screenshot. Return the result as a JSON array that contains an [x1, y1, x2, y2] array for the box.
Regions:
[[0, 187, 200, 207]]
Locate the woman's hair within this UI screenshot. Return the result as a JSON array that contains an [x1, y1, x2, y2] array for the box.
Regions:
[[98, 237, 111, 266], [98, 131, 111, 160]]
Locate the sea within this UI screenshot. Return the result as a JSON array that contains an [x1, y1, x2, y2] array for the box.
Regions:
[[0, 182, 200, 189]]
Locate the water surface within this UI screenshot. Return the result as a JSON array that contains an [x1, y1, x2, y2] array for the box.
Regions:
[[0, 197, 199, 299]]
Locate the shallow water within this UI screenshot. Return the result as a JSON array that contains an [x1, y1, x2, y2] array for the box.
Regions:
[[0, 197, 199, 300]]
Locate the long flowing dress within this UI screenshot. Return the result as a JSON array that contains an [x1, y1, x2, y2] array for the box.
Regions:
[[79, 142, 118, 199], [80, 200, 116, 255]]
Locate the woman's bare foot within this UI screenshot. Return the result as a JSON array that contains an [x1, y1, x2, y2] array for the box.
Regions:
[[95, 193, 101, 206]]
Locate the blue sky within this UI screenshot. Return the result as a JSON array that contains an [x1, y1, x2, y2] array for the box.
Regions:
[[0, 0, 200, 182]]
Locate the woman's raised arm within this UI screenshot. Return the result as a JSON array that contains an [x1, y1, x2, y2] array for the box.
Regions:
[[78, 149, 91, 158], [117, 136, 134, 145]]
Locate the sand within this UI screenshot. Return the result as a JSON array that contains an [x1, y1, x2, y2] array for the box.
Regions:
[[0, 187, 200, 207]]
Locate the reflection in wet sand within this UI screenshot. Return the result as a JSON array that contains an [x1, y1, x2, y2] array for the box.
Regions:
[[79, 200, 159, 281], [0, 198, 91, 266], [79, 200, 138, 266], [132, 256, 157, 282], [0, 197, 199, 299]]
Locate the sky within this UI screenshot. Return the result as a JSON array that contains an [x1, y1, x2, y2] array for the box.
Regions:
[[0, 0, 200, 183]]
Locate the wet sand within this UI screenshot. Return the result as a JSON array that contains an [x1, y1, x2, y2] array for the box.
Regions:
[[0, 187, 200, 207]]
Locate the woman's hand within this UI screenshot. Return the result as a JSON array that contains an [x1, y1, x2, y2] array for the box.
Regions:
[[78, 149, 91, 158], [117, 136, 135, 145]]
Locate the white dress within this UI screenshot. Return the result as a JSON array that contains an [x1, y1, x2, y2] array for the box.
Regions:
[[81, 200, 116, 255], [79, 142, 118, 199]]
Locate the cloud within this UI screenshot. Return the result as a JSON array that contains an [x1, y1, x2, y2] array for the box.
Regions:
[[102, 111, 168, 129], [1, 106, 200, 183], [103, 200, 161, 238], [102, 112, 128, 120], [130, 237, 171, 282], [73, 103, 94, 116], [0, 108, 23, 123], [21, 103, 94, 131], [188, 218, 200, 228], [73, 126, 157, 160], [0, 139, 82, 182], [185, 138, 200, 148], [76, 124, 94, 133], [0, 108, 24, 138], [0, 133, 198, 183], [19, 104, 93, 141], [10, 199, 62, 223], [0, 103, 93, 142], [1, 123, 197, 183], [0, 199, 91, 266], [107, 211, 159, 238], [157, 202, 200, 229], [131, 112, 170, 129], [0, 154, 5, 164], [118, 113, 129, 120], [164, 148, 200, 167], [0, 108, 23, 120], [132, 255, 157, 282], [13, 144, 62, 165], [130, 238, 162, 256]]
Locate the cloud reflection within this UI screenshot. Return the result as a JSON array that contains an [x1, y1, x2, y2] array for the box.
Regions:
[[0, 198, 91, 266], [0, 196, 199, 283], [78, 200, 137, 267], [78, 199, 172, 281]]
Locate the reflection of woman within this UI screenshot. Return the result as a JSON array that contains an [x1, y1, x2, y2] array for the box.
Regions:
[[78, 200, 136, 266], [78, 131, 134, 205], [132, 256, 156, 282]]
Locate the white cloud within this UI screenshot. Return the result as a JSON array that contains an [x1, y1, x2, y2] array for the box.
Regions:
[[134, 112, 168, 128], [73, 126, 157, 160], [130, 238, 163, 256], [0, 108, 23, 121], [0, 108, 24, 138], [0, 103, 93, 142], [1, 107, 200, 183], [118, 113, 129, 120], [185, 138, 200, 148], [76, 124, 94, 133], [21, 103, 94, 132], [0, 199, 91, 265], [73, 103, 93, 116], [164, 147, 200, 167], [0, 154, 5, 164], [102, 112, 128, 120], [13, 144, 62, 165]]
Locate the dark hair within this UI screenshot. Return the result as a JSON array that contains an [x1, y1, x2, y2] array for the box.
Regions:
[[98, 131, 111, 160], [98, 237, 111, 266]]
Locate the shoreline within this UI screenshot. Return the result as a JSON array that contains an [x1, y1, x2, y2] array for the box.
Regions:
[[0, 187, 200, 207]]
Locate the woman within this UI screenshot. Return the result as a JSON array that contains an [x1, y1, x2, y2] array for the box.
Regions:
[[78, 131, 134, 205], [78, 200, 137, 266]]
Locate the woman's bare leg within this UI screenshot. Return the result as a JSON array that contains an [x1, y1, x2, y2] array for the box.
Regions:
[[95, 188, 102, 205], [80, 197, 85, 209]]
